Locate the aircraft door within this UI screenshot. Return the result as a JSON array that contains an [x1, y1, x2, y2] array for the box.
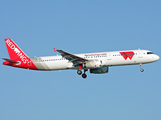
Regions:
[[138, 49, 143, 58], [107, 54, 111, 60]]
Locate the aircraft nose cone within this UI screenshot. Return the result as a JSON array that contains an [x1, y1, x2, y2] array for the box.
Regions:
[[156, 55, 160, 61], [157, 55, 159, 60]]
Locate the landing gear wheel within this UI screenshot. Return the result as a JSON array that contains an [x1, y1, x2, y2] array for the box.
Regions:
[[82, 73, 87, 79], [140, 69, 144, 72], [77, 70, 82, 75]]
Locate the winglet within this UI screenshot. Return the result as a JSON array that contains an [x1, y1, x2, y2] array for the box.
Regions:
[[53, 48, 58, 52]]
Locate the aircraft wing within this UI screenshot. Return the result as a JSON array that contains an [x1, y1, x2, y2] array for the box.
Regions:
[[54, 48, 88, 65]]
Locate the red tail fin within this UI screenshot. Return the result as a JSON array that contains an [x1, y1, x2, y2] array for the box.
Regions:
[[4, 38, 38, 70], [4, 38, 29, 64]]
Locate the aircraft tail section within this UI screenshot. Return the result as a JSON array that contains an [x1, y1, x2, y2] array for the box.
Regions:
[[3, 38, 38, 70], [4, 38, 29, 63]]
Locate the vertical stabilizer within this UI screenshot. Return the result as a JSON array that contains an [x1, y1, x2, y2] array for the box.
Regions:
[[4, 38, 29, 64], [4, 38, 38, 70]]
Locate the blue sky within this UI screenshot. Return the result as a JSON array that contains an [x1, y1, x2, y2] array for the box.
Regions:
[[0, 0, 161, 120]]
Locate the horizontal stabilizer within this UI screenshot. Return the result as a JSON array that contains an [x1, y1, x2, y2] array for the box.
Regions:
[[2, 58, 19, 64]]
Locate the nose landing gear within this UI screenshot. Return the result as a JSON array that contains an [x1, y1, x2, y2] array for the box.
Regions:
[[140, 63, 144, 72]]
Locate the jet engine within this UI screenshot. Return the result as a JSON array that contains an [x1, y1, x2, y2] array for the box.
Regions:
[[83, 60, 107, 68], [90, 67, 109, 74]]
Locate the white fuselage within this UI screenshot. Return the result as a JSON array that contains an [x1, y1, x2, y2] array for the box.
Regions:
[[31, 49, 159, 71], [3, 38, 159, 78]]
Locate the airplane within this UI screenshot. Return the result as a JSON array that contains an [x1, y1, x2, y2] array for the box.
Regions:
[[2, 38, 159, 78]]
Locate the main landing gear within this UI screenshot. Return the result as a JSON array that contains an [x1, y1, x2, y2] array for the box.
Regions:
[[82, 73, 87, 79], [140, 63, 144, 72], [77, 70, 82, 75], [77, 69, 88, 79]]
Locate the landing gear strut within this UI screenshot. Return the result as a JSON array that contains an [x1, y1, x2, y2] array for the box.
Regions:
[[77, 65, 82, 75], [82, 69, 88, 79], [140, 63, 144, 72], [77, 65, 88, 79]]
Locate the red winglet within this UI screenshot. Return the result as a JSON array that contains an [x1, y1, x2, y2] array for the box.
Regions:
[[54, 48, 58, 52]]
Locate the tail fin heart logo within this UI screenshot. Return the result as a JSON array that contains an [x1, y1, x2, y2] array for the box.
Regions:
[[120, 52, 134, 60]]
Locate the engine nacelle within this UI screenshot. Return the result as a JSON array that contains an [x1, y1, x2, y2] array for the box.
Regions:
[[83, 60, 100, 68], [90, 67, 109, 74], [83, 60, 107, 68]]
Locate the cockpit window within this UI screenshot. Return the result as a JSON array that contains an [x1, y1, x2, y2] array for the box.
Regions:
[[147, 52, 154, 54]]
